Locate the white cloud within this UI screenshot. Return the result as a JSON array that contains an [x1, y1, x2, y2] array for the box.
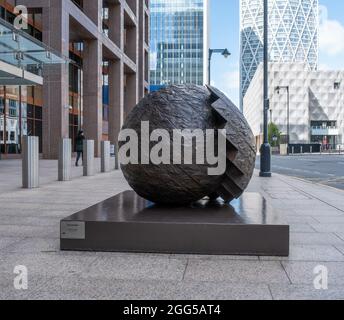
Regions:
[[319, 6, 344, 56]]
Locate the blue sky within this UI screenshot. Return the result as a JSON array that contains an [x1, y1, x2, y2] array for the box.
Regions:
[[210, 0, 344, 106]]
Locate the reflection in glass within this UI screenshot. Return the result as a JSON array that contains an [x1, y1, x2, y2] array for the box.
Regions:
[[0, 85, 43, 155]]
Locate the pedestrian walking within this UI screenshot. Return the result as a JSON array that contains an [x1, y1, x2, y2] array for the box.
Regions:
[[75, 130, 85, 167]]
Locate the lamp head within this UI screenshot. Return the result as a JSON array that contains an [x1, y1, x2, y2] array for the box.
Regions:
[[222, 49, 231, 59]]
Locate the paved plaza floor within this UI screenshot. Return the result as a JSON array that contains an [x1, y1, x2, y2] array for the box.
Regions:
[[1, 160, 344, 300]]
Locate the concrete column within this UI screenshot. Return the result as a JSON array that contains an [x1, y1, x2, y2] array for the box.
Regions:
[[58, 138, 72, 181], [83, 0, 102, 28], [41, 2, 70, 159], [138, 0, 147, 98], [108, 2, 123, 48], [108, 0, 124, 169], [109, 60, 124, 169], [83, 39, 103, 157], [126, 0, 138, 14], [113, 144, 119, 170], [83, 140, 95, 177], [124, 72, 138, 119], [125, 24, 138, 63], [123, 1, 139, 110], [101, 141, 111, 173], [22, 136, 39, 189]]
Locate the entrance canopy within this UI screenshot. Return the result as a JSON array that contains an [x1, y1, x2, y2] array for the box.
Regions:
[[0, 17, 68, 85]]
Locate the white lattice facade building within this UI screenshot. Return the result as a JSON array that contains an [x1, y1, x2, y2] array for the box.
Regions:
[[240, 0, 319, 109], [244, 63, 344, 147]]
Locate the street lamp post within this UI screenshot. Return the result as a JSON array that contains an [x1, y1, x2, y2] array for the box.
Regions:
[[259, 0, 272, 177], [275, 86, 290, 154], [208, 48, 231, 85]]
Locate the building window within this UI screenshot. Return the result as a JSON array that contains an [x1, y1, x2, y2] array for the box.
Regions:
[[334, 82, 341, 90]]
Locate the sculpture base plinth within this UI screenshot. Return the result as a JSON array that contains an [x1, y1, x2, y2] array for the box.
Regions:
[[60, 191, 289, 256]]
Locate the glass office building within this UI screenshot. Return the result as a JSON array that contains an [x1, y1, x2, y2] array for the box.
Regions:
[[240, 0, 319, 109], [150, 0, 209, 87]]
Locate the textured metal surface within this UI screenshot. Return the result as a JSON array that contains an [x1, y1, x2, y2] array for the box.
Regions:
[[207, 85, 257, 201], [120, 84, 256, 205], [60, 191, 290, 256]]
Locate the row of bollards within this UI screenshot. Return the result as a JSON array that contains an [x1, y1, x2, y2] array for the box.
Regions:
[[288, 145, 343, 156], [22, 136, 40, 189], [101, 140, 111, 173], [58, 138, 72, 182], [22, 136, 116, 189], [83, 140, 95, 177], [290, 146, 313, 155]]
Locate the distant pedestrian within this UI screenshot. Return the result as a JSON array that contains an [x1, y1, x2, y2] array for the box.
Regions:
[[75, 130, 85, 167]]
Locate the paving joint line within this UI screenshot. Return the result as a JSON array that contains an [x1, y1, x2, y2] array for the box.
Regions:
[[335, 233, 344, 242], [182, 259, 189, 281], [282, 174, 344, 194], [276, 175, 344, 214], [267, 285, 274, 300], [280, 261, 292, 285], [333, 245, 344, 257]]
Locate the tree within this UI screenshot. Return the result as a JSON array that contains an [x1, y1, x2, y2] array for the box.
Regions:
[[268, 123, 281, 147]]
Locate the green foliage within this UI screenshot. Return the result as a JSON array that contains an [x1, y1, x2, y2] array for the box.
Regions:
[[268, 123, 281, 147]]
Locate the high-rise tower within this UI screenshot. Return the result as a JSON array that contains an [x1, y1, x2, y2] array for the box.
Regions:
[[150, 0, 209, 88], [240, 0, 319, 109]]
